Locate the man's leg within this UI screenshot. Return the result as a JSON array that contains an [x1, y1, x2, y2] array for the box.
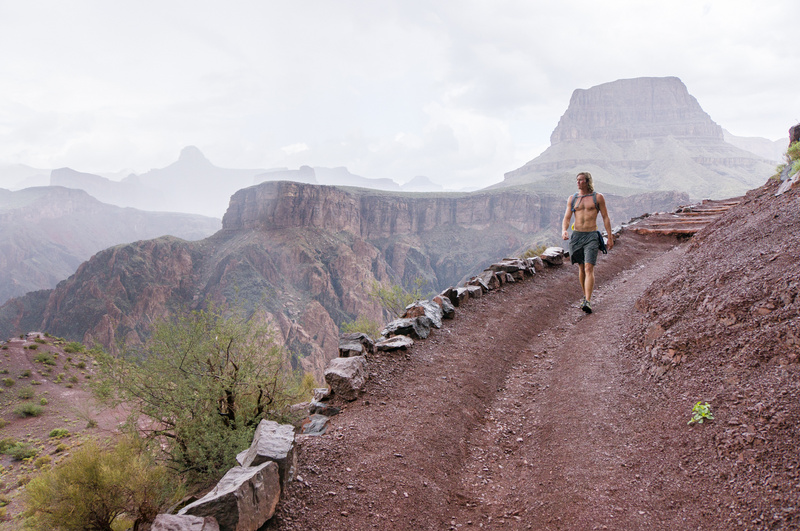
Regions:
[[583, 263, 595, 301], [578, 264, 586, 299]]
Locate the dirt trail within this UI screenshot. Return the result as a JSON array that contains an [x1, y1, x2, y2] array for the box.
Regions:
[[271, 233, 716, 530]]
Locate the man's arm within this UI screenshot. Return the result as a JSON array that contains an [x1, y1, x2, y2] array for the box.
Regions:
[[597, 193, 614, 250], [562, 197, 573, 240]]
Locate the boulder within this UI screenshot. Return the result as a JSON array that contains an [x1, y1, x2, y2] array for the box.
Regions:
[[375, 335, 414, 351], [151, 514, 220, 531], [240, 420, 296, 487], [526, 256, 545, 272], [339, 332, 375, 355], [300, 414, 330, 436], [382, 316, 432, 339], [308, 400, 340, 416], [432, 295, 455, 319], [313, 387, 332, 401], [488, 259, 524, 273], [475, 270, 501, 290], [178, 462, 280, 531], [541, 247, 567, 266], [402, 300, 443, 329], [466, 276, 489, 293], [324, 355, 367, 401], [338, 339, 365, 357], [465, 285, 483, 298]]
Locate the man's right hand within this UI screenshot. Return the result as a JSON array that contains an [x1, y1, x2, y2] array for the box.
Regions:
[[562, 230, 569, 240]]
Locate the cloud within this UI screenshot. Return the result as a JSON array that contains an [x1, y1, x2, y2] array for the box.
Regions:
[[0, 0, 798, 189]]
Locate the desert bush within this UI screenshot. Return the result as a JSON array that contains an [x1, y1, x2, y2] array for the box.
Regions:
[[14, 403, 43, 417], [76, 360, 86, 369], [0, 368, 8, 374], [63, 342, 85, 354], [33, 338, 46, 344], [520, 244, 548, 259], [0, 419, 7, 429], [20, 369, 31, 378], [39, 398, 48, 406], [48, 428, 70, 439], [33, 455, 51, 469], [26, 344, 38, 350], [340, 315, 383, 339], [68, 375, 78, 384], [369, 277, 430, 319], [2, 378, 13, 387], [4, 443, 37, 461], [24, 437, 182, 531], [33, 352, 56, 366], [0, 438, 17, 452], [18, 386, 34, 399], [96, 303, 298, 479]]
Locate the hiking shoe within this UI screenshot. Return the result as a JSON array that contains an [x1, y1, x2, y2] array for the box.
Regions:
[[582, 299, 592, 314]]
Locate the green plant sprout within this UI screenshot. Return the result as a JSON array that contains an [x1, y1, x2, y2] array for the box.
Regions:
[[688, 401, 714, 424]]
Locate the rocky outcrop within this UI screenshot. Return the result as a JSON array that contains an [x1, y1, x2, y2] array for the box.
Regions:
[[178, 462, 280, 531], [498, 77, 776, 200], [0, 181, 683, 382], [550, 77, 722, 143]]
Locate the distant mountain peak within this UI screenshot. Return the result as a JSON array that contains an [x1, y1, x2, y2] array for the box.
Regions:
[[178, 145, 211, 165]]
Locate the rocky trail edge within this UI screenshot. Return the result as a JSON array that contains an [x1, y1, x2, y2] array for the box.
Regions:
[[268, 231, 732, 530]]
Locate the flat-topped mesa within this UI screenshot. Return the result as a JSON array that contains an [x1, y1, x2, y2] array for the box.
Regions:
[[221, 181, 549, 238], [550, 77, 723, 144]]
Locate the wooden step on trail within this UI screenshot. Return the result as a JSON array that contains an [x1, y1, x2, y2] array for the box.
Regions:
[[625, 197, 743, 237]]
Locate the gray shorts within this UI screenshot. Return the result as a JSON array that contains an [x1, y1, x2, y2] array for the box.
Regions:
[[570, 231, 599, 265]]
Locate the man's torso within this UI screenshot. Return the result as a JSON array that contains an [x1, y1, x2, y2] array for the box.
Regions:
[[572, 194, 599, 232]]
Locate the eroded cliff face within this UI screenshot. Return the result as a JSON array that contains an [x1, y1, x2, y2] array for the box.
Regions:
[[0, 181, 686, 381], [500, 77, 775, 200], [550, 77, 723, 143]]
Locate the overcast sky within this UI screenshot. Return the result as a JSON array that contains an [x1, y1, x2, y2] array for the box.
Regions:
[[1, 0, 798, 190]]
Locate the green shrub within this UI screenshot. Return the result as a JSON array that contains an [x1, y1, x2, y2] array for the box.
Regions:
[[5, 443, 37, 460], [18, 386, 34, 399], [26, 344, 39, 350], [14, 403, 44, 417], [2, 378, 13, 387], [33, 352, 56, 366], [55, 373, 64, 383], [39, 398, 48, 406], [0, 368, 8, 374], [20, 369, 31, 378], [33, 455, 51, 469], [48, 428, 70, 439], [0, 438, 17, 452], [340, 315, 382, 339], [34, 338, 46, 344], [68, 375, 79, 384], [0, 419, 7, 429], [63, 342, 85, 354], [521, 244, 548, 259], [23, 438, 182, 530]]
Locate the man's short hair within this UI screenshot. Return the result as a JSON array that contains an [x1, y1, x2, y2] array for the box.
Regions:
[[577, 172, 594, 193]]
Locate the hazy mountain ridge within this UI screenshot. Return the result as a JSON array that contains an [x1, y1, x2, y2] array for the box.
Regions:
[[0, 186, 220, 305], [0, 181, 684, 378], [496, 77, 779, 199]]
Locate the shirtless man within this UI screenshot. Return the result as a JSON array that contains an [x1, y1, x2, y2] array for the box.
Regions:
[[561, 172, 614, 313]]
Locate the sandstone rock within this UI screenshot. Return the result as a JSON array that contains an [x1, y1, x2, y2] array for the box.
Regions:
[[241, 420, 296, 487], [504, 272, 515, 283], [466, 285, 483, 298], [338, 339, 365, 357], [151, 514, 220, 531], [178, 462, 280, 531], [443, 287, 468, 307], [527, 256, 545, 272], [382, 316, 432, 339], [300, 414, 330, 436], [432, 295, 456, 319], [313, 387, 332, 401], [339, 332, 375, 354], [324, 355, 367, 401], [489, 259, 524, 273], [475, 270, 501, 290], [309, 400, 340, 417], [541, 247, 567, 266], [467, 276, 490, 293], [375, 335, 414, 351], [402, 300, 443, 329]]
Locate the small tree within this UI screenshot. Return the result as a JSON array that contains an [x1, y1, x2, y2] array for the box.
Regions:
[[96, 304, 297, 478], [24, 437, 181, 531], [368, 277, 430, 319]]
